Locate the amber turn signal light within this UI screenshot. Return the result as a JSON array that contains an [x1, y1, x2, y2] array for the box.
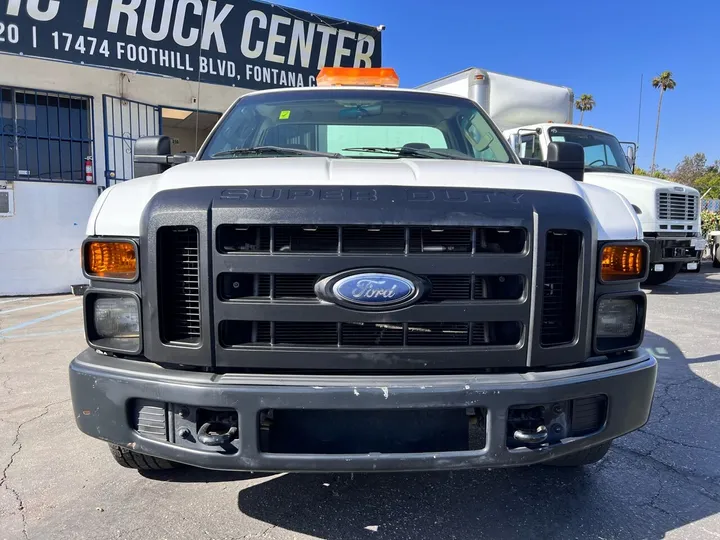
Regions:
[[316, 67, 400, 87], [600, 245, 646, 282], [84, 241, 137, 280]]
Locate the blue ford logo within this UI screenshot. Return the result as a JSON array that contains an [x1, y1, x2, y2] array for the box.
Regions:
[[316, 271, 422, 310]]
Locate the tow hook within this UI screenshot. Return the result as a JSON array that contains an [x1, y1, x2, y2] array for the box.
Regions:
[[513, 425, 549, 445], [197, 422, 239, 447]]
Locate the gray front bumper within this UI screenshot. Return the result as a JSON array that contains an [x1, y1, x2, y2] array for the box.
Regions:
[[70, 349, 657, 472]]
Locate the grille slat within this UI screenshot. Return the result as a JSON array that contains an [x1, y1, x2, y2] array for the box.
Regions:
[[220, 321, 522, 348], [341, 322, 405, 346], [274, 226, 339, 253], [343, 227, 406, 253], [540, 230, 580, 347], [218, 226, 526, 255], [409, 228, 473, 254], [220, 274, 521, 302], [406, 322, 470, 347], [158, 226, 201, 344], [657, 192, 698, 221], [427, 275, 472, 301], [274, 322, 338, 346], [274, 275, 320, 298]]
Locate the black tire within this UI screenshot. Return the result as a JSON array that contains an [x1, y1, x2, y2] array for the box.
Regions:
[[643, 262, 682, 286], [713, 244, 720, 268], [108, 444, 177, 471], [544, 441, 612, 467]]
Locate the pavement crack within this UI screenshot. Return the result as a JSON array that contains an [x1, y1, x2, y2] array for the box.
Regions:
[[259, 524, 278, 538], [639, 427, 720, 455], [0, 398, 71, 539], [613, 445, 720, 498], [0, 375, 11, 396]]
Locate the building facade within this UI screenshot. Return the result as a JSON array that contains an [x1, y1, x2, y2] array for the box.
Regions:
[[0, 0, 381, 295]]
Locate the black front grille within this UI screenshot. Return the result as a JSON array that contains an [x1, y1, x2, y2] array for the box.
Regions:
[[217, 225, 527, 254], [158, 226, 201, 344], [220, 321, 522, 348], [219, 273, 524, 302], [540, 230, 581, 347]]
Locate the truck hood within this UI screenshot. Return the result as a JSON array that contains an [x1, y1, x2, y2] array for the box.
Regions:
[[585, 171, 699, 194], [88, 157, 641, 240], [583, 171, 700, 225]]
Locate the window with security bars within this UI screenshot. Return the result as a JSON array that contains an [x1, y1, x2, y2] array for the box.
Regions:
[[0, 87, 93, 183]]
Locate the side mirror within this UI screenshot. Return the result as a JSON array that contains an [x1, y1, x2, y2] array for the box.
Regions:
[[133, 136, 193, 178], [545, 141, 585, 182], [621, 142, 637, 172]]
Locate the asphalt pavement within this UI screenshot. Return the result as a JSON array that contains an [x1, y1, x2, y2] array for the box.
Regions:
[[0, 270, 719, 540]]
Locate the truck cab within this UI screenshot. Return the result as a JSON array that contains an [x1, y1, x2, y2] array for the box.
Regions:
[[70, 68, 657, 473], [417, 67, 702, 286], [505, 123, 703, 284]]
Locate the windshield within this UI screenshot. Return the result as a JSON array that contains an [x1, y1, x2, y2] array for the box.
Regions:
[[199, 89, 514, 164], [547, 126, 632, 174]]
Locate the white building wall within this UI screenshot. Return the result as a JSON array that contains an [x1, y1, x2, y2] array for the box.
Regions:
[[0, 54, 250, 296]]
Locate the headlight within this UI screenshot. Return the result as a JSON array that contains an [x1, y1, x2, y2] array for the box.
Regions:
[[594, 294, 645, 353], [86, 293, 141, 354], [83, 239, 138, 281], [596, 298, 636, 338]]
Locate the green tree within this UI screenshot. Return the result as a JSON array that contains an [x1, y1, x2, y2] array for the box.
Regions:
[[574, 94, 596, 125], [634, 166, 671, 179], [672, 153, 707, 185], [694, 171, 720, 199], [650, 71, 677, 174]]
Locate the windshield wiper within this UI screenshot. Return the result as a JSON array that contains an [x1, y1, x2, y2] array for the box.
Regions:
[[212, 146, 342, 159], [342, 146, 471, 160], [584, 165, 630, 174]]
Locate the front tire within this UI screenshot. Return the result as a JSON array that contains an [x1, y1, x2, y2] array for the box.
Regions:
[[545, 441, 612, 467], [643, 262, 682, 285], [713, 244, 720, 268], [108, 444, 177, 471]]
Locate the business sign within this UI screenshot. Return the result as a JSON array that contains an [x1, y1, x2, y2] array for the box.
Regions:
[[0, 0, 382, 90]]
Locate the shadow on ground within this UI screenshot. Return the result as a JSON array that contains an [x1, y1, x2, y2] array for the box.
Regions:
[[232, 331, 719, 540], [647, 265, 720, 295], [145, 332, 719, 539]]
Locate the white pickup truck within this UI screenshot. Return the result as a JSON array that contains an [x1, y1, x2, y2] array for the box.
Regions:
[[419, 68, 704, 285], [69, 67, 656, 473]]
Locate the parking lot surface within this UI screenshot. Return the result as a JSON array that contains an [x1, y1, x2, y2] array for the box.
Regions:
[[1, 271, 719, 540]]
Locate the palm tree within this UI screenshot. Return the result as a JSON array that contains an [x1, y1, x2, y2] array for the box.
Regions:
[[574, 94, 596, 124], [650, 71, 677, 174]]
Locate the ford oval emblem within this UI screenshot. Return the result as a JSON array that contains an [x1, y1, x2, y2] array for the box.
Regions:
[[334, 273, 416, 306], [315, 271, 424, 311]]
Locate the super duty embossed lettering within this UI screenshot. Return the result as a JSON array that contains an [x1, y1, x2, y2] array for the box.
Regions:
[[406, 189, 524, 204], [220, 188, 378, 201], [219, 188, 523, 204]]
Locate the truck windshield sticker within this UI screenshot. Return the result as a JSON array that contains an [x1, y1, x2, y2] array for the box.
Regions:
[[551, 136, 566, 142], [279, 110, 291, 120]]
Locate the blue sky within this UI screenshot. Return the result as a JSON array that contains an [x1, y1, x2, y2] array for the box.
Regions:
[[280, 0, 719, 171]]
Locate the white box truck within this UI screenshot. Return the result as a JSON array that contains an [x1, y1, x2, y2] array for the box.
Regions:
[[418, 68, 703, 285]]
